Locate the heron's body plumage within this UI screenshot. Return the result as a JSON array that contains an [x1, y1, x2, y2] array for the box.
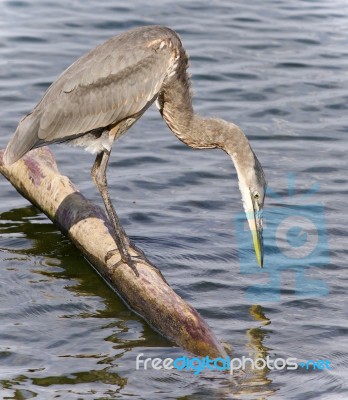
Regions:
[[4, 26, 182, 162], [4, 25, 266, 269]]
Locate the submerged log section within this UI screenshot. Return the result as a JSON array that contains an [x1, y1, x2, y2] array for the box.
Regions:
[[0, 147, 226, 358]]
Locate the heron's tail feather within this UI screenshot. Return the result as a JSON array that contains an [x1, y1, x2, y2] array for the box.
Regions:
[[3, 113, 40, 165]]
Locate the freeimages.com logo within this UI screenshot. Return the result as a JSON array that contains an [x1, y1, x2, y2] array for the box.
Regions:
[[235, 174, 329, 301]]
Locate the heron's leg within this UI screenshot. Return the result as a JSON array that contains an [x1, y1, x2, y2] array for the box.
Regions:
[[91, 150, 139, 277]]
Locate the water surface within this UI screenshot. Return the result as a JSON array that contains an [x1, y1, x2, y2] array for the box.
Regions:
[[0, 0, 347, 398]]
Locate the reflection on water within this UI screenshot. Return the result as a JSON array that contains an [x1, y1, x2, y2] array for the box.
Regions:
[[1, 0, 348, 398]]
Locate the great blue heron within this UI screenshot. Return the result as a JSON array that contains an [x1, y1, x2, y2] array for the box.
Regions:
[[4, 25, 266, 275]]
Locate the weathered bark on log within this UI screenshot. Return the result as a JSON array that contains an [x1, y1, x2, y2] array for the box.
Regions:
[[0, 147, 226, 358]]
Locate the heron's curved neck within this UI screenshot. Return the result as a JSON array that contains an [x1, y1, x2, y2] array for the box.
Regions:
[[159, 63, 255, 169]]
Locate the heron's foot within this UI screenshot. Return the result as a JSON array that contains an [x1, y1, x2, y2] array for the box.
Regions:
[[105, 248, 142, 277]]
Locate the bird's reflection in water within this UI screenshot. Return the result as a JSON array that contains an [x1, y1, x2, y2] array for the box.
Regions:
[[197, 305, 275, 399]]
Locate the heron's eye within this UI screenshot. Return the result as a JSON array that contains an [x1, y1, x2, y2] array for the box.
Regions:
[[253, 192, 260, 201]]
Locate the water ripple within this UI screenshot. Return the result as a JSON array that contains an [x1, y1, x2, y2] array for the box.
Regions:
[[0, 0, 347, 398]]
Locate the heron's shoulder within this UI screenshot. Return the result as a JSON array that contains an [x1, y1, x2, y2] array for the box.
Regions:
[[107, 25, 183, 49]]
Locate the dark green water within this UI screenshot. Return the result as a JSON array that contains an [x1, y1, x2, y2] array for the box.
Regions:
[[0, 0, 347, 398]]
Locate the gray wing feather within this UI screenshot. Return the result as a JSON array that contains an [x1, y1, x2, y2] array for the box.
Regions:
[[38, 50, 173, 141], [4, 26, 181, 164]]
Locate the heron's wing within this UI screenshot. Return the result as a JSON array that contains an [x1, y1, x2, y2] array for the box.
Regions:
[[36, 43, 176, 141], [4, 26, 181, 164]]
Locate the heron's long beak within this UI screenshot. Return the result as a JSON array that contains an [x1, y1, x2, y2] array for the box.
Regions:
[[246, 202, 264, 268]]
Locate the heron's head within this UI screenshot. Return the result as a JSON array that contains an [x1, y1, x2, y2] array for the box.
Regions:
[[236, 153, 266, 267], [197, 118, 267, 267], [230, 149, 267, 268]]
